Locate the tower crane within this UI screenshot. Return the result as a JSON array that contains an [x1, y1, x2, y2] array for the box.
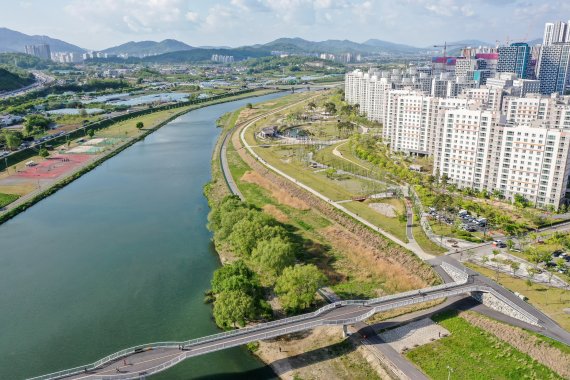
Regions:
[[433, 42, 465, 60]]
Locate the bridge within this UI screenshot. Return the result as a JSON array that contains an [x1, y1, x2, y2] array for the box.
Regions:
[[29, 263, 547, 380]]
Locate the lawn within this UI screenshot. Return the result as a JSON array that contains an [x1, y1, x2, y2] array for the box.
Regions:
[[342, 199, 408, 243], [406, 311, 564, 380], [97, 108, 185, 138], [466, 263, 570, 331], [0, 193, 19, 208], [413, 218, 447, 256]]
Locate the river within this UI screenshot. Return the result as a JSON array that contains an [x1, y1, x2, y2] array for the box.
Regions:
[[0, 93, 286, 379]]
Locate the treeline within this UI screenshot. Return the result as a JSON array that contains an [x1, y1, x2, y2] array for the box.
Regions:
[[244, 56, 345, 75], [207, 196, 326, 329], [0, 79, 132, 114], [0, 67, 34, 91]]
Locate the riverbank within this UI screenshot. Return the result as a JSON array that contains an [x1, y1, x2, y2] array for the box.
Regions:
[[0, 92, 288, 380], [0, 88, 278, 226], [206, 92, 440, 379]]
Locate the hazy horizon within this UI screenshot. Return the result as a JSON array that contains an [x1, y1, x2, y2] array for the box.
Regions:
[[0, 0, 568, 50]]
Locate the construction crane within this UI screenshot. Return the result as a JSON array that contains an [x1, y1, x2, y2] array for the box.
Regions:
[[433, 42, 465, 60]]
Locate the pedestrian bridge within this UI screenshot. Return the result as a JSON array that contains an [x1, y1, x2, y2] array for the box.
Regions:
[[29, 263, 540, 380]]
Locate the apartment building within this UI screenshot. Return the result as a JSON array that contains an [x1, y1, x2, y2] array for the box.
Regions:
[[494, 124, 570, 208], [537, 43, 570, 95], [345, 68, 570, 208]]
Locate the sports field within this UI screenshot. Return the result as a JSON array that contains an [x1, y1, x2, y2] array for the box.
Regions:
[[16, 155, 91, 179]]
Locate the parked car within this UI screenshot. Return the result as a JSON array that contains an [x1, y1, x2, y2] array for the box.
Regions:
[[493, 240, 506, 248]]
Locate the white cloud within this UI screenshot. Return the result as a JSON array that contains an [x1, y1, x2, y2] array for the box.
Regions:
[[185, 11, 199, 22], [406, 0, 476, 17], [64, 0, 197, 34]]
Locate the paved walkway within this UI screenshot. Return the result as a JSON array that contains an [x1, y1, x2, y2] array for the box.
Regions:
[[379, 318, 449, 353], [241, 124, 435, 261]]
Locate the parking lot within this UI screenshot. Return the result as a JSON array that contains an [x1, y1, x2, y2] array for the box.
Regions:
[[426, 207, 490, 233]]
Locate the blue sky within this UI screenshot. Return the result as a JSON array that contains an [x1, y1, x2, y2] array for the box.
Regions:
[[1, 0, 569, 50]]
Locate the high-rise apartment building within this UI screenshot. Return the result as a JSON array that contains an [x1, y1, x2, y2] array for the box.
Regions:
[[537, 43, 570, 95], [24, 44, 51, 60], [543, 21, 570, 46], [497, 43, 530, 78], [345, 68, 570, 208]]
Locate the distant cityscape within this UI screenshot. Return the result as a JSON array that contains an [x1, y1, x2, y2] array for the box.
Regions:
[[346, 20, 570, 210]]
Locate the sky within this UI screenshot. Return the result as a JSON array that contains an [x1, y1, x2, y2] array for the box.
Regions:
[[0, 0, 569, 50]]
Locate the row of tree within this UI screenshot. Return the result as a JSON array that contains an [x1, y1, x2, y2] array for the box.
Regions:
[[207, 196, 326, 328]]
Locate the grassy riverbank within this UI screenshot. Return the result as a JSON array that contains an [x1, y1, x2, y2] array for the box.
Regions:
[[205, 92, 433, 379]]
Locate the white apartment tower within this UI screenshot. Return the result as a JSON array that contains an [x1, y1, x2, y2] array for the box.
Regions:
[[543, 21, 570, 46], [345, 68, 570, 208]]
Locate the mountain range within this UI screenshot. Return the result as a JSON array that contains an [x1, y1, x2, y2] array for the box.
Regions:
[[101, 39, 193, 56], [0, 27, 84, 53], [0, 27, 543, 61]]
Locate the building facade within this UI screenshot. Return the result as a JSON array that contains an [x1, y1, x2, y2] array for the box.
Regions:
[[537, 43, 570, 95], [345, 68, 570, 208]]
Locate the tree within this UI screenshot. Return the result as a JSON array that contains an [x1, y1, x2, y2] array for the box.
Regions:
[[38, 148, 49, 158], [136, 121, 144, 130], [307, 101, 316, 110], [87, 129, 95, 138], [251, 237, 296, 278], [24, 115, 51, 136], [506, 239, 515, 251], [3, 131, 22, 150], [556, 258, 566, 274], [508, 260, 520, 277], [525, 278, 533, 290], [324, 102, 336, 115], [213, 290, 255, 328], [246, 103, 253, 109], [227, 213, 281, 256], [275, 264, 326, 311], [211, 260, 258, 295]]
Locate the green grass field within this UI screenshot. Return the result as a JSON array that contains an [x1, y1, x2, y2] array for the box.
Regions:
[[342, 199, 408, 243], [0, 193, 19, 208], [406, 311, 564, 380], [412, 214, 446, 256]]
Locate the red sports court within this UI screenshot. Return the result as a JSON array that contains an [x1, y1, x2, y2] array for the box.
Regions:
[[16, 154, 91, 179]]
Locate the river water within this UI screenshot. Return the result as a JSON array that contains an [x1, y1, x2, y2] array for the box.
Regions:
[[0, 93, 286, 379]]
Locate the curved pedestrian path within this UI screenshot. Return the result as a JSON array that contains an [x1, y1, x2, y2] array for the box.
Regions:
[[240, 121, 434, 261]]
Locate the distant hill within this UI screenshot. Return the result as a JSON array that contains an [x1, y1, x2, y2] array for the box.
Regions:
[[363, 39, 423, 54], [428, 40, 494, 50], [142, 48, 269, 63], [526, 38, 542, 46], [0, 67, 34, 91], [256, 37, 425, 56], [102, 39, 193, 56], [90, 47, 271, 64], [0, 27, 85, 53]]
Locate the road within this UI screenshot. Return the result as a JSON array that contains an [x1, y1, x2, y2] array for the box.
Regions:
[[0, 71, 55, 100]]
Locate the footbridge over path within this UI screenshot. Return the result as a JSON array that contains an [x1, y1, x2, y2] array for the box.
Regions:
[[29, 263, 546, 380]]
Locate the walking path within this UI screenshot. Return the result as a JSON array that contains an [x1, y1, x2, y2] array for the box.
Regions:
[[241, 123, 434, 261]]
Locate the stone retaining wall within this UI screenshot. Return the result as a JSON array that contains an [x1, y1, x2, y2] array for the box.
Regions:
[[471, 291, 541, 327]]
